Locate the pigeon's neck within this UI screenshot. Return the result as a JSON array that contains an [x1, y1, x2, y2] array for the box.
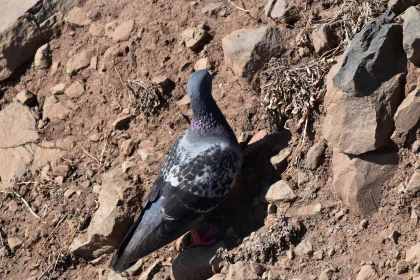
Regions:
[[190, 97, 231, 136]]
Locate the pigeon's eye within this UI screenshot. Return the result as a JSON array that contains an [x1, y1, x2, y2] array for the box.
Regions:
[[206, 76, 211, 82]]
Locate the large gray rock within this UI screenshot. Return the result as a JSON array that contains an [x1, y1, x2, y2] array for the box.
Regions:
[[69, 169, 139, 258], [388, 0, 420, 14], [332, 150, 398, 216], [222, 26, 284, 87], [264, 0, 299, 24], [323, 70, 404, 155], [391, 87, 420, 146], [332, 11, 407, 96], [0, 0, 75, 81], [172, 241, 225, 280], [401, 6, 420, 66]]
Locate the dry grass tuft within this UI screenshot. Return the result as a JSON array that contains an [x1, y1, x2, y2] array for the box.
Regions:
[[127, 80, 161, 115]]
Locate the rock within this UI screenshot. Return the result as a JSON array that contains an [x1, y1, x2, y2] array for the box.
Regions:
[[306, 141, 326, 170], [331, 150, 398, 216], [249, 262, 266, 276], [50, 61, 60, 76], [121, 139, 137, 156], [407, 242, 420, 264], [360, 219, 369, 229], [297, 171, 309, 186], [181, 26, 210, 50], [66, 51, 91, 75], [89, 23, 105, 37], [69, 169, 139, 258], [53, 164, 70, 177], [222, 26, 284, 86], [112, 116, 131, 130], [401, 7, 420, 65], [8, 200, 19, 213], [64, 7, 91, 27], [202, 3, 222, 15], [323, 69, 404, 154], [65, 81, 85, 99], [51, 83, 66, 95], [407, 171, 420, 195], [176, 95, 190, 106], [294, 203, 322, 216], [194, 57, 212, 71], [122, 160, 136, 173], [64, 188, 76, 199], [0, 2, 65, 81], [225, 261, 259, 280], [34, 43, 51, 69], [7, 236, 23, 250], [43, 95, 71, 120], [388, 0, 420, 14], [92, 184, 101, 194], [32, 147, 67, 171], [260, 180, 297, 203], [264, 0, 299, 23], [138, 260, 161, 280], [107, 271, 127, 280], [396, 260, 409, 274], [295, 240, 313, 257], [270, 148, 291, 170], [208, 274, 225, 280], [392, 87, 420, 145], [312, 22, 340, 55], [267, 203, 277, 214], [16, 90, 37, 106], [126, 259, 143, 276], [90, 56, 98, 69], [152, 76, 171, 87], [172, 241, 225, 280], [112, 20, 134, 43], [318, 268, 333, 280], [332, 11, 406, 97], [356, 265, 378, 280], [244, 130, 268, 157], [0, 102, 39, 187], [314, 250, 324, 260]]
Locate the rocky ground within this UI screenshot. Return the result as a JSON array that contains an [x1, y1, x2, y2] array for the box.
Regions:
[[1, 0, 420, 279]]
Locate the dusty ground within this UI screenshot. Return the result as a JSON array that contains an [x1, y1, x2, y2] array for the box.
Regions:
[[1, 0, 420, 279]]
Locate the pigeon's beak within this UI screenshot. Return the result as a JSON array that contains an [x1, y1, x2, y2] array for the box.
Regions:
[[209, 72, 217, 78]]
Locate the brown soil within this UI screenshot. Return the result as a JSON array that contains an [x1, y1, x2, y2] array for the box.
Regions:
[[1, 0, 420, 279]]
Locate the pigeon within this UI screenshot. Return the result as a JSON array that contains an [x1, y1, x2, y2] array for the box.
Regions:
[[110, 70, 243, 272]]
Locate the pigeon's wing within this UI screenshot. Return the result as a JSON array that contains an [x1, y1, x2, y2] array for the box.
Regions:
[[110, 141, 241, 272]]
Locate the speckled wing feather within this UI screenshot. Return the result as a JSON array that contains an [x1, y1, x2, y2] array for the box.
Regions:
[[110, 134, 242, 272]]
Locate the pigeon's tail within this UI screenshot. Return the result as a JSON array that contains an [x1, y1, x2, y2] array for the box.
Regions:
[[109, 199, 163, 273]]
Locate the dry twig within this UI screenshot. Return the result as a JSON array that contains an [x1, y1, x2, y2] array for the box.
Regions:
[[14, 191, 41, 220]]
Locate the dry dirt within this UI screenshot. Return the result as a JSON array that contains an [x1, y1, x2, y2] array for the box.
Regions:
[[1, 0, 420, 279]]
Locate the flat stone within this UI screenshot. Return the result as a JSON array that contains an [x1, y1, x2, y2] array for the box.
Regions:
[[112, 20, 134, 43], [121, 139, 137, 156], [69, 169, 139, 258], [222, 26, 284, 87], [295, 240, 313, 257], [15, 90, 37, 106], [89, 23, 105, 37], [7, 236, 23, 251], [176, 95, 190, 106], [51, 83, 66, 95], [407, 171, 420, 195], [318, 268, 333, 280], [194, 57, 212, 71], [34, 43, 51, 69], [66, 51, 91, 75], [225, 261, 259, 280], [43, 95, 71, 120], [264, 0, 299, 23], [64, 188, 76, 199], [356, 265, 379, 280], [312, 22, 340, 55], [332, 150, 398, 216], [402, 7, 420, 66], [407, 242, 420, 264], [0, 102, 39, 186], [172, 241, 225, 280], [65, 81, 85, 99], [306, 141, 326, 170], [181, 26, 210, 50], [270, 148, 291, 170], [202, 3, 222, 15], [260, 180, 297, 204], [64, 7, 91, 27]]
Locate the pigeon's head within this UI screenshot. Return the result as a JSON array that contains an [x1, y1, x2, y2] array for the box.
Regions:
[[187, 70, 216, 102]]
